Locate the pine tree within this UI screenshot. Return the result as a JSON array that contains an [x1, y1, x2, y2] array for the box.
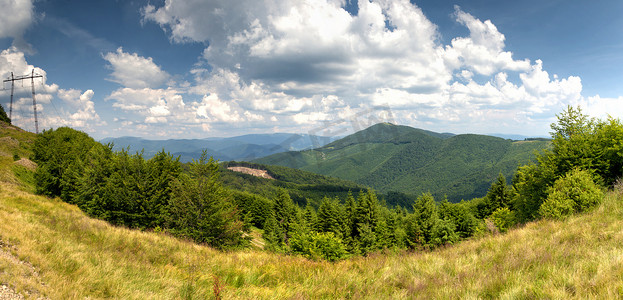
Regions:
[[262, 214, 282, 250], [167, 150, 244, 249], [302, 204, 317, 233], [485, 173, 511, 214], [0, 103, 10, 124], [316, 197, 344, 237], [353, 190, 381, 254], [342, 191, 358, 253], [272, 189, 297, 246], [411, 193, 439, 247]]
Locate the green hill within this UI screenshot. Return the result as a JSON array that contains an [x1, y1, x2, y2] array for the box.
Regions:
[[256, 123, 550, 201]]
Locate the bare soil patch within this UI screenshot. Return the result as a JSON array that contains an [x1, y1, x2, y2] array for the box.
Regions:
[[227, 166, 274, 180], [13, 159, 36, 171]]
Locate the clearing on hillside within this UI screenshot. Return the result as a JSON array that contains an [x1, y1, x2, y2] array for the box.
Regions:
[[227, 166, 275, 179]]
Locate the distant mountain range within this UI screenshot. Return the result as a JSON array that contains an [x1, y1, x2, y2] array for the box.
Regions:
[[100, 133, 340, 162], [255, 123, 551, 202]]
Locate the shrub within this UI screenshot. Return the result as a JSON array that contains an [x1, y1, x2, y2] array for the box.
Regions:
[[490, 207, 516, 233], [539, 168, 603, 220], [431, 219, 459, 246], [290, 231, 348, 261]]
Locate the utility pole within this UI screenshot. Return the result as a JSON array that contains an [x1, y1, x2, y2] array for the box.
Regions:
[[3, 70, 44, 133]]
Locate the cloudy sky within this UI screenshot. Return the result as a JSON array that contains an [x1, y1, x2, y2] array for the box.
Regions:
[[1, 0, 622, 139]]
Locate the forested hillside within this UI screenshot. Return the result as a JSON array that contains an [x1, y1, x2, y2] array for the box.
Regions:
[[256, 123, 550, 201], [220, 161, 423, 209], [220, 161, 367, 207]]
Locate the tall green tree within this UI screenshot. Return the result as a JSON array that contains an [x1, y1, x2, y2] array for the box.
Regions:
[[353, 190, 381, 254], [0, 103, 10, 124], [407, 193, 439, 248], [301, 203, 317, 233], [32, 127, 100, 200], [167, 150, 245, 249], [483, 173, 511, 215], [316, 197, 344, 237], [342, 191, 358, 250], [272, 189, 297, 246], [262, 214, 282, 250]]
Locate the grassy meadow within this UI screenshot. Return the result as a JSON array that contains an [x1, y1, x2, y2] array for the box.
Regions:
[[1, 123, 623, 298]]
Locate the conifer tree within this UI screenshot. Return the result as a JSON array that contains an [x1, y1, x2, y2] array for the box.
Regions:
[[262, 214, 282, 250], [411, 193, 439, 246], [485, 173, 511, 214], [167, 150, 244, 249], [316, 197, 344, 237], [342, 191, 358, 253], [272, 189, 297, 246], [353, 190, 381, 254], [302, 203, 317, 233], [0, 104, 10, 124]]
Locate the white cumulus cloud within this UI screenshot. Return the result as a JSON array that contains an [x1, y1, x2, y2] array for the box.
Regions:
[[132, 0, 611, 137], [0, 0, 34, 39], [103, 47, 170, 89]]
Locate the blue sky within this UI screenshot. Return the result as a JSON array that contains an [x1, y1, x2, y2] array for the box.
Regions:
[[1, 0, 622, 139]]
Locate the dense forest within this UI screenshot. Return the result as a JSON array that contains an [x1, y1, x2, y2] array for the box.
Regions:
[[255, 123, 550, 201], [30, 106, 623, 261], [220, 161, 420, 209]]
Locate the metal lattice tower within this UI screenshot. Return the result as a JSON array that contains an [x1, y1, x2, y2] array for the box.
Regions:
[[3, 70, 44, 133]]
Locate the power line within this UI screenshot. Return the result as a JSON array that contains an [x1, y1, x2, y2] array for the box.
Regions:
[[3, 70, 44, 133]]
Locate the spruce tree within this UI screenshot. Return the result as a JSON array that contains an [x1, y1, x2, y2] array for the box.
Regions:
[[411, 193, 438, 247], [0, 104, 10, 124], [302, 204, 317, 233], [353, 190, 381, 254], [485, 173, 511, 214], [272, 189, 297, 246], [316, 197, 344, 237], [342, 191, 358, 253], [262, 214, 282, 250], [167, 150, 244, 249]]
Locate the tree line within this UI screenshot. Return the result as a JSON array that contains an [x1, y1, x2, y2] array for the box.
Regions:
[[32, 129, 246, 249]]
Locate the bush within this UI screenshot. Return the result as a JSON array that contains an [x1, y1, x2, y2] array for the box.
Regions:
[[490, 207, 516, 233], [539, 168, 603, 220], [431, 219, 459, 246], [290, 231, 348, 261], [511, 106, 623, 222]]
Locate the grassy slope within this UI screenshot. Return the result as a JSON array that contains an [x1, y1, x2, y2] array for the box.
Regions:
[[1, 123, 622, 298]]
